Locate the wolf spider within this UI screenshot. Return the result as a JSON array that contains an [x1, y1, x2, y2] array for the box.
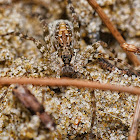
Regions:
[[1, 0, 139, 80], [0, 0, 140, 139], [0, 0, 83, 78], [1, 0, 125, 79]]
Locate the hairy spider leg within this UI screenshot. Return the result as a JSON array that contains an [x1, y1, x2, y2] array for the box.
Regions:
[[67, 0, 80, 48], [37, 15, 50, 43], [91, 42, 137, 76], [1, 32, 48, 57]]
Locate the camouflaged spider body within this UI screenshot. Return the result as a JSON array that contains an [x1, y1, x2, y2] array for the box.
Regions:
[[43, 0, 80, 77], [48, 20, 76, 77], [1, 0, 80, 77]]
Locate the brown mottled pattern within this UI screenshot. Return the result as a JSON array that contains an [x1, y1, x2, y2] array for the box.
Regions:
[[12, 85, 56, 131]]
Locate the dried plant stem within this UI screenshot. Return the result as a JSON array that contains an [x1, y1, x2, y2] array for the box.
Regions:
[[87, 0, 140, 66], [0, 77, 140, 95], [12, 85, 56, 131], [128, 97, 140, 140]]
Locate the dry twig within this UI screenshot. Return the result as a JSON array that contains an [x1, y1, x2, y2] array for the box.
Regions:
[[128, 97, 140, 140], [0, 77, 140, 96], [87, 0, 140, 66], [12, 85, 56, 131]]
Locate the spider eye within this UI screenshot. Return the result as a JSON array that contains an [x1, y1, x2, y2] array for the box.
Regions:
[[59, 44, 62, 47], [70, 42, 72, 46]]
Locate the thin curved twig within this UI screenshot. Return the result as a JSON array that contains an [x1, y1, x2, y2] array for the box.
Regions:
[[87, 0, 140, 66], [128, 97, 140, 140], [0, 77, 140, 95]]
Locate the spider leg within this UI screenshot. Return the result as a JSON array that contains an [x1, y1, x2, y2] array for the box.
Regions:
[[91, 42, 138, 76], [37, 15, 55, 56], [1, 32, 48, 57], [67, 0, 80, 48], [37, 15, 50, 43], [96, 57, 137, 76], [67, 0, 79, 31], [0, 90, 7, 103]]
